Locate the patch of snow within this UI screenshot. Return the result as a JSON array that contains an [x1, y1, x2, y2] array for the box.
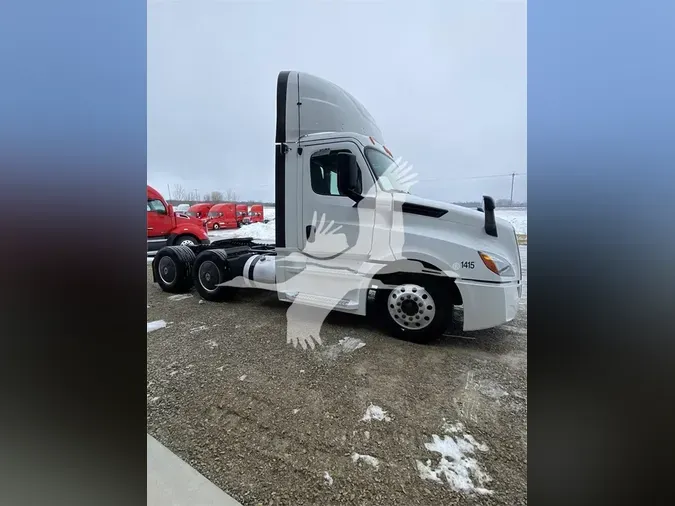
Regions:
[[147, 257, 154, 264], [206, 339, 218, 349], [416, 427, 493, 495], [190, 325, 208, 333], [168, 294, 193, 301], [293, 409, 299, 414], [477, 380, 509, 399], [351, 453, 380, 469], [147, 320, 167, 333], [208, 221, 275, 242], [149, 396, 160, 403], [300, 370, 305, 373], [216, 365, 225, 372], [169, 371, 178, 377], [361, 404, 391, 423], [322, 336, 366, 359], [364, 431, 370, 440], [338, 336, 366, 352], [441, 420, 465, 434], [495, 208, 527, 235], [198, 299, 206, 305], [239, 374, 247, 381], [323, 471, 333, 486]]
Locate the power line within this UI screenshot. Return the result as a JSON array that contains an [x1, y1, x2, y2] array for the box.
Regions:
[[419, 172, 526, 182]]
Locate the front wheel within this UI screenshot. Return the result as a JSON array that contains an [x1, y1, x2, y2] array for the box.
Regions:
[[375, 277, 451, 343], [175, 235, 198, 247], [212, 223, 220, 230]]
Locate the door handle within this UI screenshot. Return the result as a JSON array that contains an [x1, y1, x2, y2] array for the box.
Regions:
[[305, 225, 315, 240], [147, 227, 153, 230]]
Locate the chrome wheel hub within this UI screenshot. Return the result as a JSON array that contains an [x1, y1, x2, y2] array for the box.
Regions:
[[387, 284, 436, 330]]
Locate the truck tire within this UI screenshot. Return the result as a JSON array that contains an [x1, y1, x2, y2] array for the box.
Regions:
[[192, 250, 237, 302], [374, 275, 451, 343], [175, 234, 198, 247], [153, 246, 196, 293]]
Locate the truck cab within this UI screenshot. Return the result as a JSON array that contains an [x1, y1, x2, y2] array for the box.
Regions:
[[271, 71, 522, 334], [236, 204, 250, 226], [152, 71, 522, 342], [248, 204, 264, 223], [187, 202, 214, 220], [205, 203, 238, 230], [147, 185, 210, 253]]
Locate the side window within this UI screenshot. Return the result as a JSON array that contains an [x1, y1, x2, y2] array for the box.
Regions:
[[148, 199, 167, 214], [310, 149, 362, 196]]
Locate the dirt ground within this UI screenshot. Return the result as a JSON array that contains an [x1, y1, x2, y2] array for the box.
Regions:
[[147, 250, 527, 506]]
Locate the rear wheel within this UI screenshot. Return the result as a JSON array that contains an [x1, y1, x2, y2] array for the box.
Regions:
[[153, 246, 196, 293], [213, 223, 220, 230], [192, 250, 237, 301], [375, 275, 451, 343]]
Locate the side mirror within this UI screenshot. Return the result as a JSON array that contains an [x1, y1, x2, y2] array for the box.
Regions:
[[336, 153, 363, 203]]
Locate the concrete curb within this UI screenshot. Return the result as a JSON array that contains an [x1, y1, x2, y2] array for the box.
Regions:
[[148, 434, 243, 506]]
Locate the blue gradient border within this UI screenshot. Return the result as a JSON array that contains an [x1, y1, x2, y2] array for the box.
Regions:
[[0, 1, 146, 505], [529, 0, 675, 504]]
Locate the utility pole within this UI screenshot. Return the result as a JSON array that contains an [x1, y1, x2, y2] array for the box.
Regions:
[[167, 184, 172, 201], [510, 172, 515, 206]]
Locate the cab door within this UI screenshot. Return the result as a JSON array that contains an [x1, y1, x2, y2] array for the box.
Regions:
[[301, 141, 376, 263], [147, 198, 173, 252]]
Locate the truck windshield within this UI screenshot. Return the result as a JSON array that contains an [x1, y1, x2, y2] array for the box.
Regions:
[[364, 148, 410, 194], [208, 211, 221, 218]]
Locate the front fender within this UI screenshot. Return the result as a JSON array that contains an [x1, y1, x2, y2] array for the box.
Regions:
[[167, 225, 208, 245]]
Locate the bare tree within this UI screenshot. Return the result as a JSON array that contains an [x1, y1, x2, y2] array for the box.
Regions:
[[202, 193, 211, 202], [172, 184, 186, 201], [225, 189, 238, 201], [210, 190, 224, 202]]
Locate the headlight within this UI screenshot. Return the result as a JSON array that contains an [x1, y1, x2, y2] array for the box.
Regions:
[[478, 251, 514, 277]]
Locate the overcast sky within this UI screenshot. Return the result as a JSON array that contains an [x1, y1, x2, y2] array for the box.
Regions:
[[148, 0, 526, 203]]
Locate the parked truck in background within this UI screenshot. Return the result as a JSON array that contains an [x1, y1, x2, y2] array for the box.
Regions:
[[147, 185, 210, 253], [236, 204, 251, 226], [152, 71, 522, 342], [248, 204, 265, 223], [187, 202, 214, 220], [205, 203, 238, 230]]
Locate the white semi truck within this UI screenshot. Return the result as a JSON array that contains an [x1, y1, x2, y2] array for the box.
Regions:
[[152, 71, 522, 342]]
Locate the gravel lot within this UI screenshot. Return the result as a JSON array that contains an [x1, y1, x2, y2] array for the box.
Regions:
[[147, 247, 527, 506]]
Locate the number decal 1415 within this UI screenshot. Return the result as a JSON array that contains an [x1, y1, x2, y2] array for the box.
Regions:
[[461, 261, 475, 269]]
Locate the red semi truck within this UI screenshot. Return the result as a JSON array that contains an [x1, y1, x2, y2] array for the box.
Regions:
[[205, 203, 239, 230], [248, 204, 265, 223], [236, 204, 250, 226], [187, 202, 214, 220], [147, 185, 210, 253]]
